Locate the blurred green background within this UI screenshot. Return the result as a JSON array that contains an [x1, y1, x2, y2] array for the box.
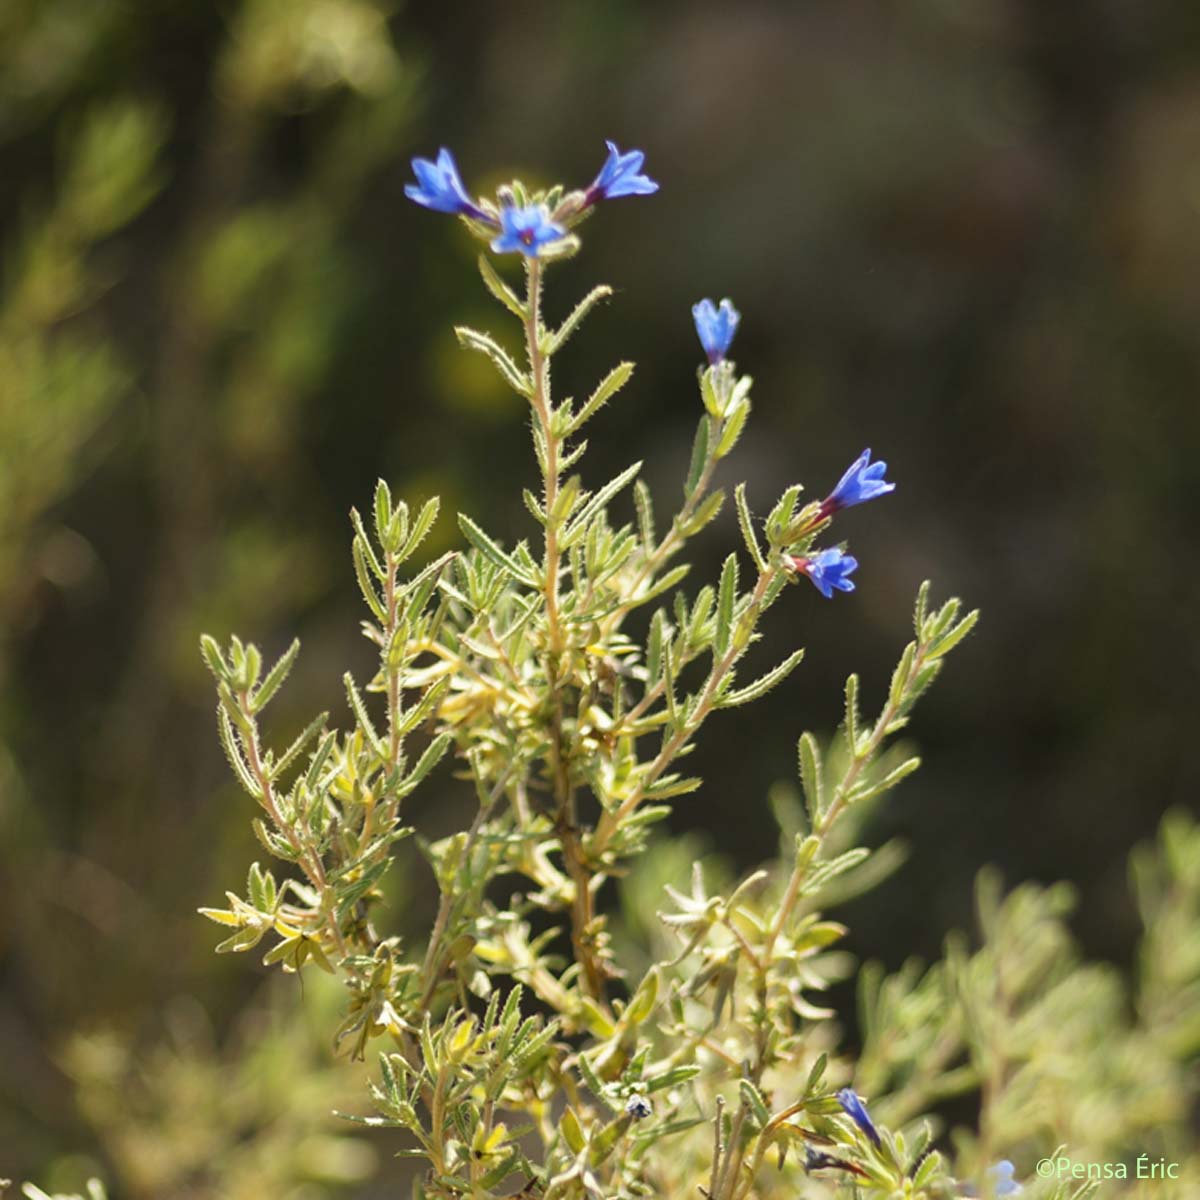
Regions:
[[2, 0, 1198, 1193]]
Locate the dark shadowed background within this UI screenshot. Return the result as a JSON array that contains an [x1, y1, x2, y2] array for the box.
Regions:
[[2, 0, 1198, 1192]]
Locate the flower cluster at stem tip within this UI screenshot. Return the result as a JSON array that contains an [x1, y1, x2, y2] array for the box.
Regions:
[[407, 140, 896, 600], [405, 140, 657, 259]]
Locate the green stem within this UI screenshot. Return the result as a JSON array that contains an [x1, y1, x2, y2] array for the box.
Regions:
[[591, 563, 781, 858], [235, 690, 348, 961], [523, 257, 606, 1003]]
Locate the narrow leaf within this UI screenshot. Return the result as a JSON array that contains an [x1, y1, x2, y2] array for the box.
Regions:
[[735, 483, 767, 572], [566, 361, 634, 435], [719, 648, 805, 707], [478, 254, 525, 317], [455, 326, 530, 396], [549, 284, 613, 354]]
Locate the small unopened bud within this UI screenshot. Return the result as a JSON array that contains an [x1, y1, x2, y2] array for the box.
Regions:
[[625, 1094, 652, 1120]]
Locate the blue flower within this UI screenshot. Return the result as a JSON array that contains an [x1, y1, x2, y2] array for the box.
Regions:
[[987, 1161, 1022, 1196], [823, 449, 895, 514], [490, 204, 566, 257], [587, 141, 659, 202], [958, 1160, 1023, 1198], [405, 147, 484, 218], [797, 550, 859, 600], [692, 298, 740, 364]]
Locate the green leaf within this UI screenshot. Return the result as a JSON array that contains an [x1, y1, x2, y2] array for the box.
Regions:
[[396, 676, 450, 738], [714, 552, 739, 660], [798, 732, 823, 826], [765, 484, 803, 545], [928, 607, 979, 660], [344, 673, 385, 759], [353, 537, 387, 622], [479, 1151, 523, 1190], [735, 483, 767, 573], [549, 284, 613, 354], [629, 563, 690, 612], [685, 415, 711, 496], [373, 479, 394, 543], [217, 707, 259, 798], [350, 507, 385, 580], [661, 641, 679, 728], [626, 966, 659, 1024], [633, 479, 655, 549], [803, 847, 871, 892], [844, 673, 860, 753], [270, 711, 327, 782], [805, 1052, 827, 1095], [215, 924, 267, 953], [335, 858, 393, 919], [478, 254, 525, 317], [304, 730, 337, 791], [457, 513, 538, 586], [563, 461, 642, 545], [252, 639, 299, 712], [739, 1079, 770, 1129], [523, 488, 546, 525], [400, 496, 441, 561], [718, 648, 805, 707], [889, 641, 916, 709], [252, 816, 300, 860], [643, 1064, 701, 1093], [566, 361, 634, 435], [645, 609, 668, 685], [912, 579, 932, 636], [455, 326, 531, 396], [643, 773, 701, 800], [400, 732, 452, 792], [199, 634, 228, 682], [247, 861, 276, 911], [851, 755, 922, 804], [560, 1106, 586, 1155], [577, 1052, 612, 1109], [679, 490, 724, 538], [715, 395, 750, 459]]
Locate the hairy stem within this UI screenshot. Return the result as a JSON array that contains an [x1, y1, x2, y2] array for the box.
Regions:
[[592, 563, 782, 858], [235, 690, 348, 961], [523, 257, 606, 1003]]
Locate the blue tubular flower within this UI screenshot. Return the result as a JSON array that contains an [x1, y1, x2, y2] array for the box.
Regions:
[[987, 1161, 1022, 1196], [822, 448, 895, 515], [692, 298, 740, 364], [405, 147, 485, 218], [794, 550, 859, 598], [586, 140, 659, 202], [836, 1087, 881, 1145], [490, 204, 566, 257], [958, 1160, 1023, 1198]]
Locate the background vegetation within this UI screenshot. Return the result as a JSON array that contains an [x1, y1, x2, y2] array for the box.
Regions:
[[1, 0, 1197, 1193]]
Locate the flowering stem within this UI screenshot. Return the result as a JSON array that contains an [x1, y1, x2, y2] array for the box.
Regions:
[[592, 563, 783, 859], [523, 257, 606, 1003], [525, 258, 562, 653]]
